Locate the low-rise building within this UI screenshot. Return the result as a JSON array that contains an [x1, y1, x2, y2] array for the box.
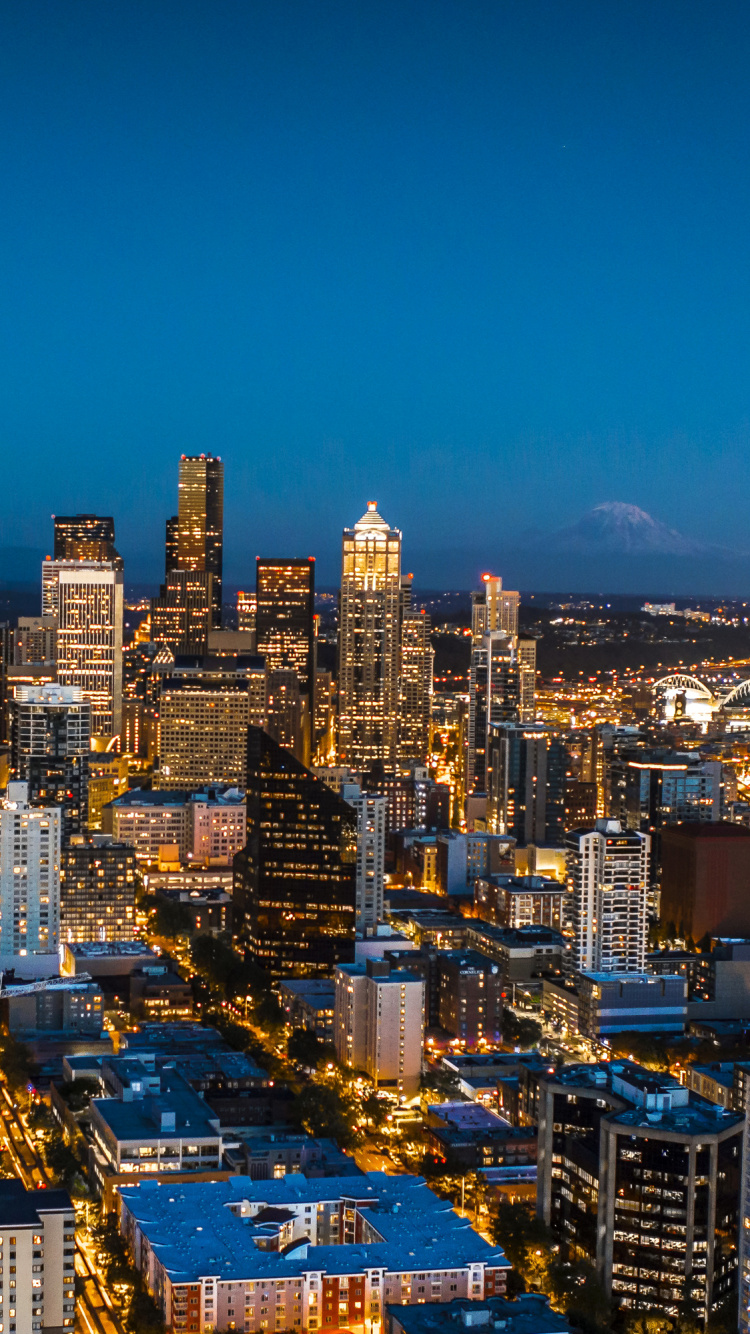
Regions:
[[152, 886, 232, 937], [465, 923, 564, 995], [386, 1294, 570, 1334], [424, 1102, 537, 1171], [474, 876, 566, 932], [119, 1173, 511, 1334], [577, 971, 687, 1038], [3, 976, 104, 1038], [686, 1062, 735, 1109], [279, 979, 336, 1041], [106, 785, 246, 866]]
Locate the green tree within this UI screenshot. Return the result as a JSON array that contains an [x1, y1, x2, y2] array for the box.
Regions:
[[0, 1033, 37, 1095], [502, 1008, 542, 1049], [287, 1029, 329, 1070], [126, 1280, 166, 1334], [153, 898, 194, 940], [294, 1082, 357, 1149], [547, 1257, 611, 1330], [490, 1200, 556, 1289]]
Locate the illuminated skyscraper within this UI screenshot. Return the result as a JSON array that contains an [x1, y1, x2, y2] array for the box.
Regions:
[[156, 658, 265, 790], [517, 637, 537, 723], [0, 782, 61, 962], [43, 560, 123, 741], [150, 570, 213, 655], [177, 454, 224, 626], [338, 502, 402, 770], [237, 590, 257, 636], [398, 592, 433, 766], [11, 684, 91, 839], [53, 514, 117, 563], [256, 558, 315, 764], [467, 574, 525, 794]]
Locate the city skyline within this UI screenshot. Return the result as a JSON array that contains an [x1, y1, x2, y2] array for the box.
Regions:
[[1, 3, 750, 591]]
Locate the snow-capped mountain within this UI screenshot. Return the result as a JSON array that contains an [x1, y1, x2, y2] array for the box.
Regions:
[[548, 502, 707, 556]]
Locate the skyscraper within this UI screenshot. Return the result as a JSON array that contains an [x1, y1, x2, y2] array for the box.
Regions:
[[467, 632, 520, 794], [398, 576, 433, 765], [53, 514, 117, 563], [43, 560, 123, 740], [338, 502, 402, 770], [156, 658, 266, 790], [0, 782, 61, 963], [486, 723, 566, 844], [60, 836, 137, 943], [11, 684, 91, 839], [177, 454, 224, 626], [567, 819, 650, 974], [165, 515, 179, 576], [150, 569, 214, 655], [256, 558, 315, 764], [341, 782, 386, 935], [234, 728, 356, 976]]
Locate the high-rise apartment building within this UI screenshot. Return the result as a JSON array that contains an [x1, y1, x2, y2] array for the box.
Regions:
[[472, 575, 520, 641], [53, 513, 117, 563], [42, 560, 123, 740], [334, 957, 425, 1097], [0, 1179, 76, 1333], [341, 783, 386, 935], [566, 819, 650, 975], [60, 835, 137, 943], [537, 1061, 742, 1323], [12, 617, 57, 667], [517, 638, 537, 723], [338, 502, 402, 770], [256, 558, 315, 764], [486, 723, 566, 844], [10, 684, 91, 839], [177, 454, 224, 626], [0, 782, 61, 964], [150, 570, 214, 655], [156, 658, 265, 790], [233, 728, 356, 976], [436, 949, 504, 1045], [165, 515, 179, 576]]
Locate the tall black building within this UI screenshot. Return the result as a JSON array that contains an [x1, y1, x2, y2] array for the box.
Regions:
[[60, 837, 137, 942], [53, 514, 117, 562], [486, 723, 566, 844], [255, 558, 315, 765], [11, 684, 91, 838], [233, 727, 356, 976], [165, 515, 179, 576]]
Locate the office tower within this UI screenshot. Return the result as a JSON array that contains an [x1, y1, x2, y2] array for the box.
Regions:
[[486, 723, 566, 843], [53, 513, 117, 562], [0, 782, 61, 962], [87, 753, 129, 829], [156, 658, 265, 790], [399, 608, 433, 765], [165, 515, 179, 576], [436, 949, 503, 1045], [472, 575, 520, 640], [150, 569, 214, 655], [334, 957, 425, 1097], [264, 668, 305, 761], [13, 617, 57, 666], [566, 819, 650, 975], [42, 560, 123, 740], [233, 728, 356, 976], [107, 785, 245, 865], [0, 1180, 76, 1333], [256, 558, 315, 764], [342, 783, 386, 936], [10, 684, 91, 839], [237, 590, 257, 635], [467, 633, 520, 794], [660, 822, 750, 939], [537, 1062, 742, 1323], [60, 835, 137, 942], [177, 453, 224, 626], [362, 765, 450, 834], [338, 502, 402, 770], [517, 638, 536, 722]]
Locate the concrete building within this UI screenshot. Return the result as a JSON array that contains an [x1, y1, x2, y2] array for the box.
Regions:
[[660, 822, 750, 940], [278, 979, 336, 1041], [150, 570, 214, 655], [436, 950, 503, 1046], [0, 1179, 75, 1332], [150, 885, 232, 938], [424, 1101, 537, 1171], [106, 786, 246, 865], [576, 971, 687, 1038], [0, 782, 61, 966], [363, 766, 450, 835], [119, 1173, 510, 1334], [59, 834, 137, 942], [465, 924, 564, 996], [398, 594, 433, 766], [256, 558, 316, 766], [42, 559, 123, 740], [474, 874, 566, 931], [342, 784, 386, 936], [10, 683, 91, 839], [536, 1061, 742, 1322], [156, 659, 265, 789], [386, 1294, 569, 1334], [486, 724, 566, 845], [4, 976, 104, 1038], [338, 502, 402, 770], [566, 820, 650, 975], [334, 958, 425, 1099], [435, 832, 506, 897]]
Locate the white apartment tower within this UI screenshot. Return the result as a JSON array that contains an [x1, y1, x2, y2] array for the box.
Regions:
[[334, 958, 425, 1098], [0, 783, 61, 964], [566, 819, 650, 974], [42, 559, 123, 739], [0, 1180, 76, 1333], [342, 783, 386, 935], [338, 503, 402, 770]]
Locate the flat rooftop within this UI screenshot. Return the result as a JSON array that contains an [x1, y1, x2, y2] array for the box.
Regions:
[[91, 1070, 221, 1143], [66, 941, 158, 959], [118, 1173, 510, 1284], [386, 1295, 570, 1334]]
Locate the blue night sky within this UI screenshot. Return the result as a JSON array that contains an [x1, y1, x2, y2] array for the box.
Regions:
[[1, 1, 750, 589]]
